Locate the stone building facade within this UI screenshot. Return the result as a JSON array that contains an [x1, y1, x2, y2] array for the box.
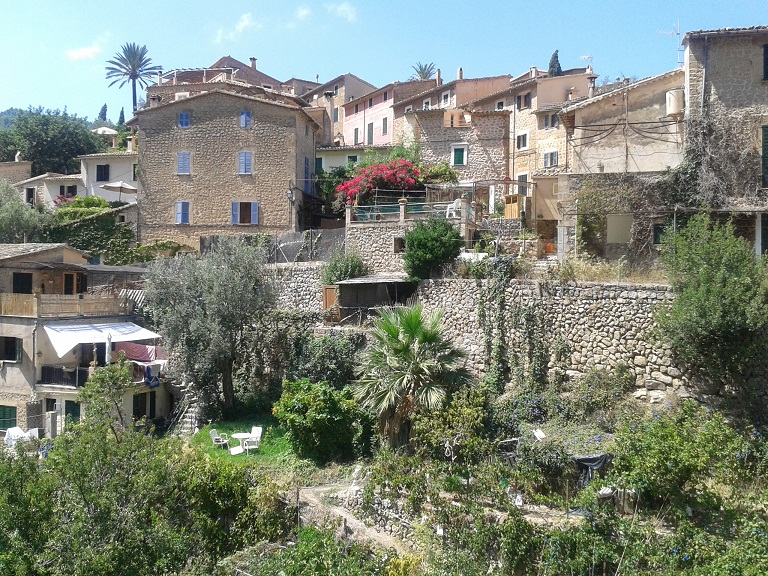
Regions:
[[0, 160, 32, 185], [134, 90, 318, 250], [304, 74, 377, 147]]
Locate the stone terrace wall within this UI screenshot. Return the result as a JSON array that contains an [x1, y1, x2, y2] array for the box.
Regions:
[[417, 279, 699, 404], [345, 223, 414, 274], [273, 262, 323, 314]]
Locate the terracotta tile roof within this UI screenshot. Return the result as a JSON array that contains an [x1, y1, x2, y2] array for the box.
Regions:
[[560, 69, 683, 113], [209, 56, 283, 88], [0, 243, 73, 262], [304, 73, 377, 99], [683, 25, 768, 43], [77, 151, 138, 159], [12, 172, 82, 186]]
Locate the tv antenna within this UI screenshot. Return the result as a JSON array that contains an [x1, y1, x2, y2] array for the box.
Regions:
[[657, 19, 684, 68]]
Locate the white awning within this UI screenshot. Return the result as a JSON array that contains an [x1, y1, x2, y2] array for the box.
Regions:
[[43, 322, 161, 358]]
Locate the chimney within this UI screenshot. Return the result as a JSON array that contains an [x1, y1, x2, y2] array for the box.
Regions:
[[249, 57, 257, 69], [588, 76, 596, 98], [126, 137, 134, 152], [530, 66, 537, 79], [457, 67, 463, 80], [436, 68, 441, 87]]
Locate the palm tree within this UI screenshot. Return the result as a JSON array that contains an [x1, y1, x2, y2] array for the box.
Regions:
[[410, 62, 436, 81], [105, 43, 162, 112], [352, 305, 471, 447]]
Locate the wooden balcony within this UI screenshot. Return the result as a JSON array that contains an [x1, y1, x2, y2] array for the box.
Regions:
[[0, 293, 134, 318]]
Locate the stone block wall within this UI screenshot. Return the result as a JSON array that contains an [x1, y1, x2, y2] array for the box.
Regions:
[[345, 222, 414, 274], [273, 262, 324, 314], [0, 161, 32, 185], [417, 279, 696, 404]]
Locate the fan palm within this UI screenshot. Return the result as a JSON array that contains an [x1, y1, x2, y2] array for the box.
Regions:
[[352, 304, 471, 447], [105, 43, 162, 112], [410, 62, 436, 81]]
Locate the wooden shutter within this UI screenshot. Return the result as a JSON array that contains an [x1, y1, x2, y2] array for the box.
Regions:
[[15, 338, 22, 364], [250, 201, 259, 225], [231, 202, 239, 224], [762, 126, 768, 188], [764, 45, 768, 81]]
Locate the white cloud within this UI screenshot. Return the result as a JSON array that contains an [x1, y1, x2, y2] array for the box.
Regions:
[[326, 2, 356, 22], [296, 7, 311, 20], [65, 42, 101, 61], [214, 12, 260, 43]]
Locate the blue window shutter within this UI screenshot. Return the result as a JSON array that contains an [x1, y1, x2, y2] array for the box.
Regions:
[[239, 152, 252, 174], [177, 152, 190, 174], [175, 201, 182, 224], [231, 202, 239, 224], [182, 202, 189, 224], [762, 126, 768, 188], [251, 201, 259, 225], [240, 110, 251, 128]]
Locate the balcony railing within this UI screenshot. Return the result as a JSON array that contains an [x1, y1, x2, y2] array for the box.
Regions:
[[346, 197, 478, 226], [39, 365, 91, 387], [0, 294, 134, 318]]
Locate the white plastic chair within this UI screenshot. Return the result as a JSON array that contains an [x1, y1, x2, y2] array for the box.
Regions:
[[243, 437, 261, 455], [209, 429, 229, 449], [445, 198, 461, 218]]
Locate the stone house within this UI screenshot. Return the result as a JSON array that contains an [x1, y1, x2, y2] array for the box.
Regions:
[[79, 150, 139, 203], [556, 69, 686, 258], [304, 74, 377, 147], [0, 159, 32, 185], [13, 173, 84, 208], [133, 89, 319, 250], [683, 26, 768, 254], [0, 243, 168, 436]]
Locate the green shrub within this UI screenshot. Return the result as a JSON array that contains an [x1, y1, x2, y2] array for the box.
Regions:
[[287, 332, 365, 389], [610, 401, 746, 507], [320, 251, 370, 285], [272, 379, 372, 463], [403, 217, 462, 280], [657, 214, 768, 383]]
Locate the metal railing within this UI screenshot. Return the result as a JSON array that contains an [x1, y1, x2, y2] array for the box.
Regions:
[[39, 365, 91, 387]]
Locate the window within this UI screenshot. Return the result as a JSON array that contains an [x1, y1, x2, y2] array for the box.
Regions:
[[0, 405, 17, 430], [496, 100, 504, 110], [763, 126, 768, 188], [383, 91, 388, 102], [423, 99, 431, 110], [12, 272, 32, 294], [764, 44, 768, 81], [305, 124, 309, 137], [516, 92, 531, 110], [59, 184, 77, 198], [368, 97, 373, 108], [393, 237, 405, 253], [238, 151, 253, 174], [240, 110, 252, 128], [354, 127, 359, 145], [0, 337, 22, 364], [118, 214, 126, 223], [442, 91, 450, 106], [367, 122, 374, 145], [333, 107, 339, 122], [333, 84, 339, 96], [517, 174, 529, 195], [132, 163, 138, 181], [382, 117, 388, 135], [96, 164, 110, 181], [231, 201, 259, 225], [516, 133, 528, 150], [653, 224, 666, 245], [177, 152, 191, 174], [347, 155, 358, 163], [543, 151, 558, 168], [354, 103, 359, 114], [178, 111, 190, 128], [175, 201, 189, 225], [544, 113, 559, 129], [25, 187, 34, 206], [451, 144, 468, 166], [404, 105, 413, 113], [315, 157, 323, 173]]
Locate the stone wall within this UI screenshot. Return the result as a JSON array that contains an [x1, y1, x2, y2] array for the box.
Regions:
[[416, 278, 696, 404], [273, 262, 324, 314], [345, 222, 414, 274], [0, 161, 32, 185]]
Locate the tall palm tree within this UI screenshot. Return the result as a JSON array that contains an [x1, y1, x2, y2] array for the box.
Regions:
[[410, 62, 436, 81], [105, 43, 162, 112], [352, 304, 471, 447]]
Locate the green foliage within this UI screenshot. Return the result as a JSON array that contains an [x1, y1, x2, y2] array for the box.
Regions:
[[98, 103, 107, 122], [53, 195, 110, 222], [552, 364, 635, 427], [316, 165, 351, 212], [106, 42, 163, 112], [320, 250, 370, 285], [420, 162, 460, 185], [286, 331, 365, 390], [105, 238, 184, 265], [0, 179, 53, 242], [219, 526, 387, 576], [657, 214, 768, 382], [146, 237, 275, 409], [610, 401, 746, 507], [410, 62, 436, 80], [117, 107, 125, 126], [272, 378, 372, 463], [353, 305, 471, 446], [403, 217, 462, 280], [363, 449, 438, 515], [5, 107, 103, 173], [548, 49, 563, 76]]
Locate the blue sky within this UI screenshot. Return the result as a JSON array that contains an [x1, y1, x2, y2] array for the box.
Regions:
[[0, 0, 765, 121]]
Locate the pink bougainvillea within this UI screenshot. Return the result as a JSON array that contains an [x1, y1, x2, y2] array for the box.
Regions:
[[336, 159, 422, 205]]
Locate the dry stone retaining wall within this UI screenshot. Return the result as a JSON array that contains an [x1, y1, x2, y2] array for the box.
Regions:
[[273, 262, 324, 314]]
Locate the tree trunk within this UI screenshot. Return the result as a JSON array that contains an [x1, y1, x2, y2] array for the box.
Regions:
[[221, 362, 234, 408], [131, 79, 138, 113]]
